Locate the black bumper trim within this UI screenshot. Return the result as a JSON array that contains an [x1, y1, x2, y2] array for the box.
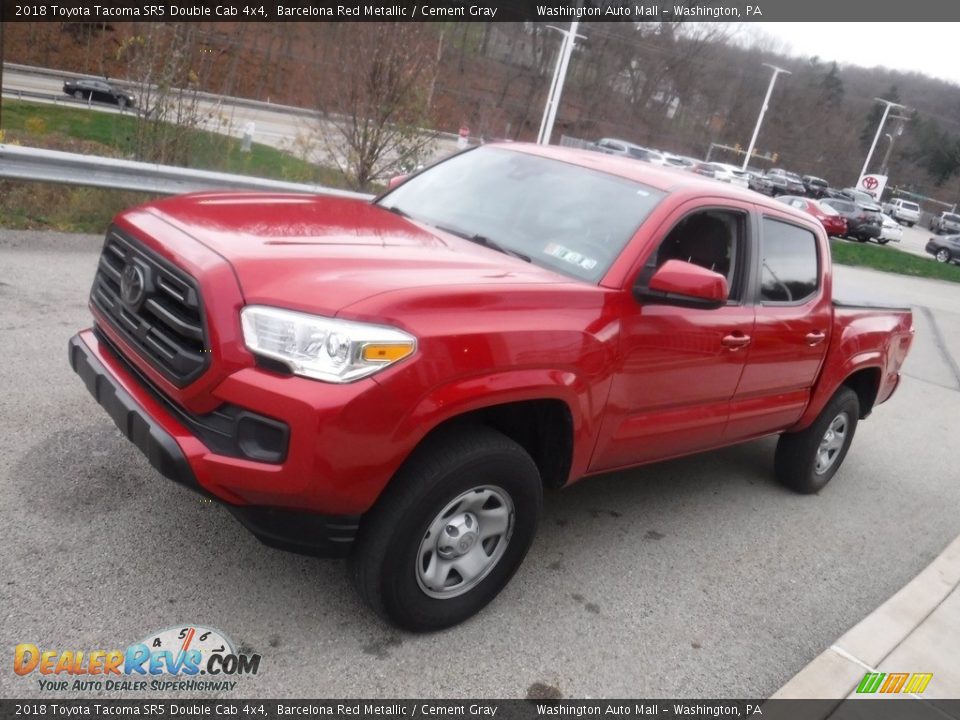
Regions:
[[226, 506, 361, 558], [68, 334, 360, 558], [69, 334, 200, 492]]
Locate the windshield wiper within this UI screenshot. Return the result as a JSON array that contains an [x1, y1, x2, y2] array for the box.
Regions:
[[433, 225, 531, 263]]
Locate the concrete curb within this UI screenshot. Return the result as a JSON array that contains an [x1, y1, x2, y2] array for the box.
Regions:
[[772, 533, 960, 701]]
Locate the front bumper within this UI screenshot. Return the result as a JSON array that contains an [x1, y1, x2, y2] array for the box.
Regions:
[[68, 332, 361, 557]]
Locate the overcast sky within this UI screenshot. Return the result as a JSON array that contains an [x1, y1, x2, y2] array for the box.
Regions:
[[739, 23, 960, 87]]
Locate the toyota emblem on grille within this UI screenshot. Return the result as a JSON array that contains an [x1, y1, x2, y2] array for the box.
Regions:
[[120, 263, 145, 306]]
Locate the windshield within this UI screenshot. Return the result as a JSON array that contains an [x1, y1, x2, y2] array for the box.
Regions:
[[378, 147, 665, 283]]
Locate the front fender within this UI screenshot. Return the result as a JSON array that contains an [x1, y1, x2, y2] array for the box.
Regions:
[[379, 367, 606, 484]]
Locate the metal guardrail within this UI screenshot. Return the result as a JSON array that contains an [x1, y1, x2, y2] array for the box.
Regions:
[[0, 144, 374, 200]]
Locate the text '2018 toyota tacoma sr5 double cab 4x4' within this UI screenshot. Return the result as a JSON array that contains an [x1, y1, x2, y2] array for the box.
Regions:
[[70, 145, 914, 631]]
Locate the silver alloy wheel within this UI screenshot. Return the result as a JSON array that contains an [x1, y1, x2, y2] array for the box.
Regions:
[[815, 412, 849, 475], [415, 485, 514, 599], [936, 249, 951, 263]]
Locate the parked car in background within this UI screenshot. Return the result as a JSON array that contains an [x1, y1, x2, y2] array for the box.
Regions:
[[711, 163, 750, 188], [62, 78, 136, 108], [594, 139, 667, 165], [746, 169, 775, 195], [841, 188, 881, 206], [822, 187, 850, 200], [882, 199, 921, 227], [802, 176, 830, 199], [878, 213, 903, 244], [776, 196, 848, 237], [663, 154, 697, 170], [925, 233, 960, 264], [766, 169, 806, 195], [929, 211, 960, 235], [821, 197, 883, 243]]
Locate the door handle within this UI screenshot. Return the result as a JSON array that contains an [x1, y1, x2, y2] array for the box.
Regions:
[[721, 333, 751, 349], [805, 331, 827, 346]]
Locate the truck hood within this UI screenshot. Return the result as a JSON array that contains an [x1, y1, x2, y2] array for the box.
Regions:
[[142, 192, 572, 316]]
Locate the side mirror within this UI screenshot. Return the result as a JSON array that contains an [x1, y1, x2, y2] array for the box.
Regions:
[[635, 259, 728, 309], [387, 174, 409, 190]]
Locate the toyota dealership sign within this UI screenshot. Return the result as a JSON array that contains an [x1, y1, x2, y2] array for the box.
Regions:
[[857, 173, 888, 201]]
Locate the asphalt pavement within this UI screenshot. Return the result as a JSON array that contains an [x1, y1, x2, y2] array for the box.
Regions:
[[1, 229, 959, 699]]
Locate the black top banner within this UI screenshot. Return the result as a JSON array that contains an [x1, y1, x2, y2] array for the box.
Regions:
[[3, 0, 960, 22]]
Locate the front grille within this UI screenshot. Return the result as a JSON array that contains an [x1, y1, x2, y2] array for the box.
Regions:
[[90, 228, 209, 387]]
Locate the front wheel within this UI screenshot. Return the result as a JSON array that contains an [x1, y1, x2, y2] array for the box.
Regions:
[[877, 238, 889, 245], [775, 387, 860, 494], [351, 426, 542, 632], [936, 248, 952, 263]]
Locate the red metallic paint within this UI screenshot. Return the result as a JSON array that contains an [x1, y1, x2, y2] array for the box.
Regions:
[[647, 259, 729, 304], [79, 144, 913, 518]]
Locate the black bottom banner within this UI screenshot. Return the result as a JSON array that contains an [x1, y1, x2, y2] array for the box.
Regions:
[[0, 700, 957, 720]]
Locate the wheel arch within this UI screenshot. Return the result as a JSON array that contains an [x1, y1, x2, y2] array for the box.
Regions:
[[400, 398, 576, 491], [841, 367, 882, 419]]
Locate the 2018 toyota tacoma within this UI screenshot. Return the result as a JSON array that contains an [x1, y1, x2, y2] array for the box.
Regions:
[[70, 145, 914, 631]]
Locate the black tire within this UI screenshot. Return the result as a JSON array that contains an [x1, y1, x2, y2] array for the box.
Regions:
[[73, 90, 83, 100], [935, 248, 952, 264], [856, 236, 869, 243], [351, 425, 542, 632], [775, 387, 860, 494], [877, 238, 889, 245], [906, 222, 914, 228]]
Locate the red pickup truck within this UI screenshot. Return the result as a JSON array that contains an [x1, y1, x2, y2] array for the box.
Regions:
[[69, 145, 914, 631]]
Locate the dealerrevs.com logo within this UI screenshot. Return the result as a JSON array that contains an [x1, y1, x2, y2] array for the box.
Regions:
[[14, 626, 261, 693]]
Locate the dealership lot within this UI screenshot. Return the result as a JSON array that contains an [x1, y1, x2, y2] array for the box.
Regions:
[[1, 229, 959, 699]]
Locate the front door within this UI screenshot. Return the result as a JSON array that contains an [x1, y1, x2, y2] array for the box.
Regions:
[[590, 202, 757, 473]]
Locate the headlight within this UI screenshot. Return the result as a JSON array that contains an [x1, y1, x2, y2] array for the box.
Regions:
[[240, 305, 416, 383]]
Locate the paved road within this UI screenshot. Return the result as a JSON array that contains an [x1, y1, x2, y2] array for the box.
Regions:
[[1, 229, 959, 700], [2, 66, 462, 167]]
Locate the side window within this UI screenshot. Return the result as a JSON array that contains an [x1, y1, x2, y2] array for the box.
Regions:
[[760, 218, 819, 304], [645, 209, 747, 302]]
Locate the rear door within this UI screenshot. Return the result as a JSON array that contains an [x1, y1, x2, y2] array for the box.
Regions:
[[725, 212, 831, 440]]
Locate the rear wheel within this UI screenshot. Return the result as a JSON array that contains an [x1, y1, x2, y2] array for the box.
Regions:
[[877, 238, 889, 245], [351, 426, 542, 631], [936, 248, 952, 263], [775, 387, 860, 494], [72, 90, 83, 100]]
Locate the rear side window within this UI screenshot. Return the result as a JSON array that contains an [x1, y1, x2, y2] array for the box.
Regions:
[[901, 202, 919, 211], [760, 218, 819, 304]]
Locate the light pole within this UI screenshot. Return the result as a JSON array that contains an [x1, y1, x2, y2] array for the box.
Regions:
[[860, 98, 906, 180], [537, 22, 585, 145], [880, 115, 909, 176], [741, 64, 791, 171]]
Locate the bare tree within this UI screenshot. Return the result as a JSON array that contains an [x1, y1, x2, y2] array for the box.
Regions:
[[315, 24, 440, 190], [116, 24, 210, 166]]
